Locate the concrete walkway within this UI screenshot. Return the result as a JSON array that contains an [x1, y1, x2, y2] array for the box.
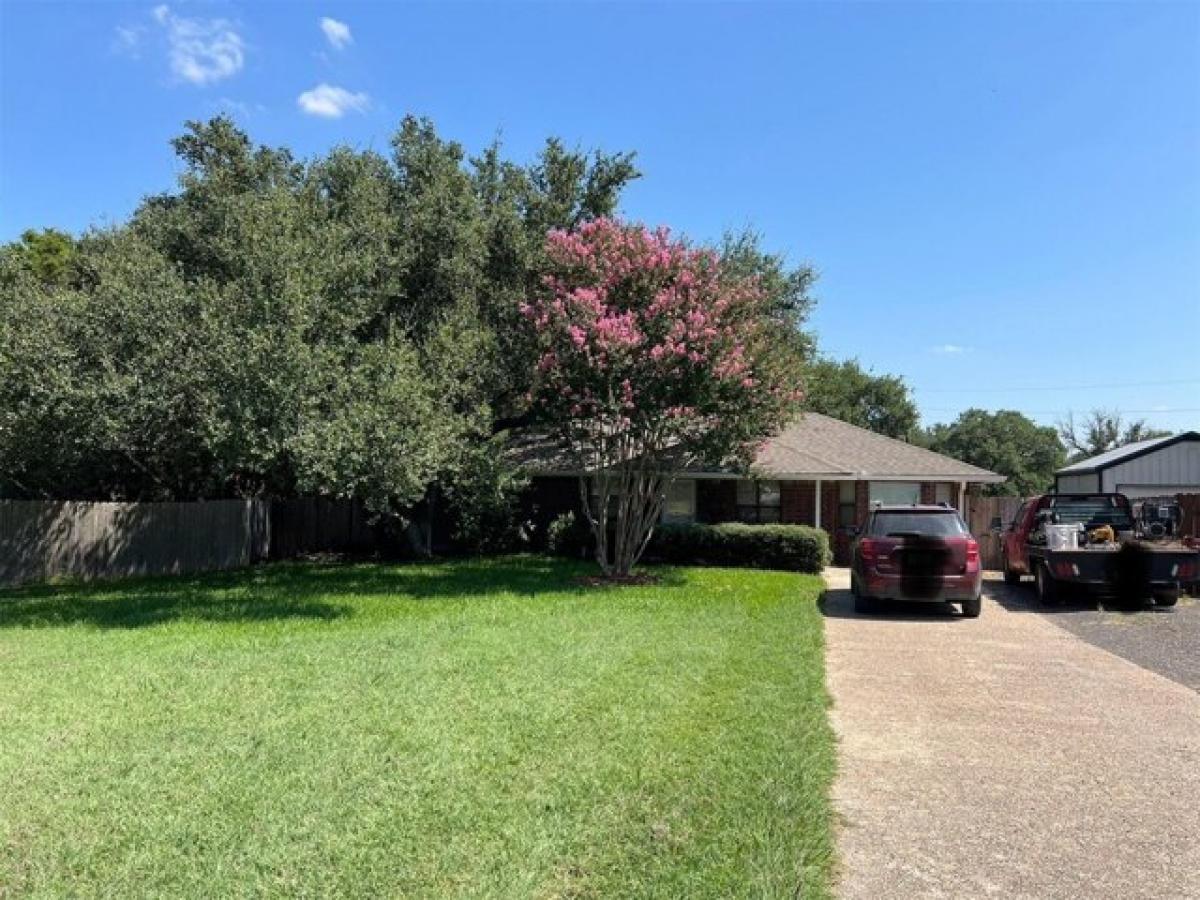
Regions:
[[822, 568, 1200, 900]]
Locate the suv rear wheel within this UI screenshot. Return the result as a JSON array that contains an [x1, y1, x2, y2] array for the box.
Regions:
[[961, 592, 982, 618], [851, 580, 878, 615]]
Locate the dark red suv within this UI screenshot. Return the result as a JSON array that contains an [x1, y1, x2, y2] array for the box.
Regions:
[[850, 505, 982, 617]]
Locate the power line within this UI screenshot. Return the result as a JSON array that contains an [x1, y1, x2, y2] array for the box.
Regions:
[[919, 406, 1200, 416], [913, 377, 1200, 394]]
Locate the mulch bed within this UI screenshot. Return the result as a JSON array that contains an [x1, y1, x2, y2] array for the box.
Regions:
[[573, 573, 662, 588]]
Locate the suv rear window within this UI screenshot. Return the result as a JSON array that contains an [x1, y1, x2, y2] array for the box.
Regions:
[[869, 511, 967, 537]]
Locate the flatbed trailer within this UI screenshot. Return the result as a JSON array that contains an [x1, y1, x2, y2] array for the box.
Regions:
[[1024, 542, 1195, 606], [999, 493, 1199, 608]]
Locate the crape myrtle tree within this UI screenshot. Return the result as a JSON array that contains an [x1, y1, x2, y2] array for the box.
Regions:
[[522, 219, 808, 576]]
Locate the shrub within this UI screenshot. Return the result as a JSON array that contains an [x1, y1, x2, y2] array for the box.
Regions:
[[546, 512, 591, 559], [647, 522, 830, 573]]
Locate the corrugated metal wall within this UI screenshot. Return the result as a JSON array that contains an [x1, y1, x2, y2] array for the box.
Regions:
[[1102, 440, 1200, 495]]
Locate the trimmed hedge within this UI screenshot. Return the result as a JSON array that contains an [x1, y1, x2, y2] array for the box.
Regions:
[[544, 515, 832, 573], [648, 522, 831, 573]]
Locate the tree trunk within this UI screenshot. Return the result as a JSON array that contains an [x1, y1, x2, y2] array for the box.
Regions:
[[581, 465, 668, 578]]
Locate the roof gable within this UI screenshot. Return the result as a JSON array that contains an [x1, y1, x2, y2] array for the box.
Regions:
[[1056, 431, 1200, 475], [753, 413, 1004, 481]]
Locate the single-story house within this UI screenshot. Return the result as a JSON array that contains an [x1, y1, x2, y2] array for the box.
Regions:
[[1055, 431, 1200, 499], [518, 412, 1005, 563]]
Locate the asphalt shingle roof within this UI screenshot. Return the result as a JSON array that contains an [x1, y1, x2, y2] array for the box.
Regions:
[[515, 412, 1004, 483], [752, 413, 1003, 481]]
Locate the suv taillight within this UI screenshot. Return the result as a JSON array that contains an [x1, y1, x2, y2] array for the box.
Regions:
[[859, 538, 878, 562], [966, 538, 979, 563]]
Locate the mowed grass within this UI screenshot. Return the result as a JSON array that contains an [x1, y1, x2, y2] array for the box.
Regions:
[[0, 557, 834, 898]]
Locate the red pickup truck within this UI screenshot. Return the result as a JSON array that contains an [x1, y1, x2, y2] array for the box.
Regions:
[[998, 493, 1198, 608]]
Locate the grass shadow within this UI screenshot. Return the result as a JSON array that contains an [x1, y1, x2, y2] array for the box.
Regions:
[[0, 556, 690, 630], [0, 565, 355, 629]]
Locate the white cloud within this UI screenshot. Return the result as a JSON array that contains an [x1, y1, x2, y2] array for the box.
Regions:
[[113, 24, 145, 56], [320, 17, 353, 50], [212, 97, 266, 119], [297, 83, 370, 118], [931, 343, 969, 355], [154, 5, 245, 86]]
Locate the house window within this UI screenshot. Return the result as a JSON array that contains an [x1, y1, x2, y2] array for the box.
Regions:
[[838, 481, 857, 527], [868, 482, 921, 506], [934, 483, 953, 506], [662, 479, 696, 524], [737, 479, 781, 523]]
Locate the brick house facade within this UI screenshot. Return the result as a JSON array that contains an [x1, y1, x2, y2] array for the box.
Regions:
[[518, 413, 1003, 565]]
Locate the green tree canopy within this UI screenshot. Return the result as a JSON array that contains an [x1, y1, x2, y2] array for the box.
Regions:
[[921, 409, 1065, 496], [0, 116, 640, 534], [802, 357, 918, 439], [1, 228, 77, 286]]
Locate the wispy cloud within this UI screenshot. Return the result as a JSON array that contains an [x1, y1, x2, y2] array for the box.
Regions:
[[297, 83, 370, 118], [211, 97, 266, 120], [931, 343, 970, 355], [153, 5, 245, 86], [113, 24, 145, 56], [320, 17, 353, 50]]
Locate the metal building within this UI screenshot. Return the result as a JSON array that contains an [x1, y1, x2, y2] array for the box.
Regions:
[[1055, 432, 1200, 498]]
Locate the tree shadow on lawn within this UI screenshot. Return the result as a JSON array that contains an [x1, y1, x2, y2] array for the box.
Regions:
[[0, 568, 353, 629], [0, 556, 687, 630], [293, 555, 688, 600]]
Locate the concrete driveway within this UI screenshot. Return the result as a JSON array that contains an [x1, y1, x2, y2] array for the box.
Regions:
[[822, 569, 1200, 900]]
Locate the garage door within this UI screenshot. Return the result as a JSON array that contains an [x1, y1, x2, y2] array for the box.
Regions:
[[869, 482, 921, 505]]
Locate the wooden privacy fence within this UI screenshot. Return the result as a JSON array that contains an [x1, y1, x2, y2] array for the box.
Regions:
[[0, 499, 269, 589], [965, 494, 1200, 571], [269, 498, 377, 559], [966, 495, 1023, 571], [1178, 494, 1200, 539]]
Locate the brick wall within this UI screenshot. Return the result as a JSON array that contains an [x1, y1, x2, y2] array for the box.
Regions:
[[781, 481, 815, 525]]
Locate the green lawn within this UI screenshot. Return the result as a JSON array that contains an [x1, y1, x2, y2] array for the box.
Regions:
[[0, 557, 835, 898]]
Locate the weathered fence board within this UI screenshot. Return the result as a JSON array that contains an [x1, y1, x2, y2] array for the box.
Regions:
[[1178, 494, 1200, 539], [268, 498, 377, 559], [966, 495, 1023, 571], [0, 499, 268, 589]]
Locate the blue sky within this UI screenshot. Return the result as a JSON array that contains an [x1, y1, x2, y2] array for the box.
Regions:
[[2, 0, 1198, 432]]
